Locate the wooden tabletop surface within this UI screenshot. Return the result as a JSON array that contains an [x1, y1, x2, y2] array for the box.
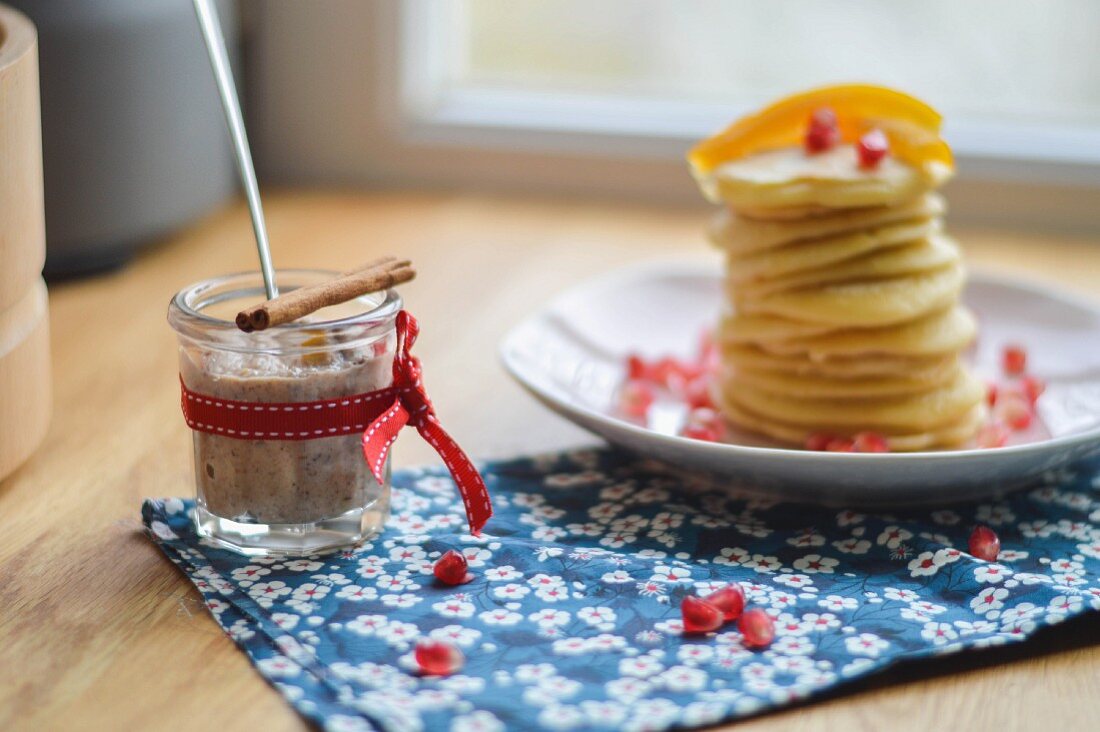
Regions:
[[2, 191, 1099, 731]]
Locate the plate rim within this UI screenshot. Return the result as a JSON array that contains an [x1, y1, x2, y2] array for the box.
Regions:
[[499, 259, 1100, 464]]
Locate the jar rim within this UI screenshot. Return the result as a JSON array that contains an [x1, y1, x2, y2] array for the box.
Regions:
[[168, 269, 403, 351], [173, 268, 407, 330]]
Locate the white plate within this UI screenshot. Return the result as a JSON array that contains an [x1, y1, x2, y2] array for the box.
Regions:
[[500, 261, 1100, 506]]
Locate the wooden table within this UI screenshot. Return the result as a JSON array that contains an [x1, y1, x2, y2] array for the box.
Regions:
[[2, 191, 1098, 730]]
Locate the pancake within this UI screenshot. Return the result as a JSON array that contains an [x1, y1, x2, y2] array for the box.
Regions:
[[733, 235, 961, 300], [720, 364, 956, 398], [718, 399, 985, 451], [718, 313, 841, 344], [723, 218, 940, 283], [759, 306, 976, 359], [711, 193, 945, 254], [737, 262, 965, 327], [722, 369, 984, 433], [721, 344, 960, 380], [706, 145, 954, 211]]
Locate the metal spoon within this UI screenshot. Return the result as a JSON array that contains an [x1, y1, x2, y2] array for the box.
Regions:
[[191, 0, 278, 299]]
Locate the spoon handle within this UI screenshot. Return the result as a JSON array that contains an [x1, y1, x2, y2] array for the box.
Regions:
[[192, 0, 278, 299]]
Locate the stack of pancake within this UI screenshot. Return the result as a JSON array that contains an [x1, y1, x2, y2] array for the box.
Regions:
[[700, 143, 984, 450]]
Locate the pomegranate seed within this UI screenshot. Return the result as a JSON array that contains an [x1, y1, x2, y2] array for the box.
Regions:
[[805, 107, 839, 153], [969, 525, 1001, 562], [996, 393, 1033, 431], [433, 549, 473, 586], [1002, 345, 1027, 376], [852, 432, 889, 453], [825, 437, 855, 452], [697, 330, 719, 373], [1021, 375, 1045, 405], [804, 433, 834, 451], [856, 128, 890, 168], [681, 595, 724, 634], [681, 424, 721, 442], [976, 421, 1009, 449], [739, 608, 775, 648], [414, 640, 464, 676], [704, 584, 745, 622], [986, 382, 998, 407], [683, 377, 716, 410], [626, 354, 650, 381], [620, 379, 655, 418]]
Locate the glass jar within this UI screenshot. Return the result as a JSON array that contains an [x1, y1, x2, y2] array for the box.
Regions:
[[168, 270, 399, 556]]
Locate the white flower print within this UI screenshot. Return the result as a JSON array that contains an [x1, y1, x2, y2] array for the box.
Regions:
[[713, 547, 748, 566], [336, 584, 378, 602], [345, 614, 388, 636], [787, 530, 826, 548], [907, 552, 940, 577], [877, 526, 913, 549], [997, 549, 1029, 562], [528, 574, 564, 589], [954, 619, 997, 635], [515, 663, 557, 683], [388, 545, 426, 563], [529, 609, 571, 628], [375, 574, 414, 593], [270, 613, 299, 631], [433, 598, 476, 618], [535, 585, 571, 603], [492, 583, 530, 600], [551, 637, 590, 656], [657, 665, 707, 692], [291, 583, 330, 604], [429, 624, 482, 647], [818, 595, 858, 611], [883, 587, 919, 602], [600, 570, 632, 584], [283, 559, 323, 572], [479, 608, 523, 626], [742, 554, 781, 573], [451, 710, 504, 732], [1047, 595, 1083, 615], [974, 564, 1012, 584], [231, 565, 270, 585], [618, 655, 663, 678], [580, 701, 627, 727], [248, 580, 291, 607], [636, 580, 668, 601], [577, 606, 616, 625], [650, 565, 692, 583], [774, 573, 814, 589], [976, 503, 1016, 526], [380, 593, 421, 609], [376, 620, 419, 645], [310, 572, 352, 586], [676, 644, 714, 664], [256, 656, 300, 678], [846, 633, 889, 657], [483, 565, 522, 582], [772, 636, 815, 656], [792, 554, 838, 574], [833, 537, 872, 554], [921, 622, 958, 645], [537, 705, 585, 731], [598, 530, 637, 548], [836, 510, 864, 526], [800, 612, 841, 632], [970, 587, 1009, 615], [566, 522, 604, 537]]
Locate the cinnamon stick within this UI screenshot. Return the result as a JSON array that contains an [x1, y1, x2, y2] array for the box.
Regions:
[[236, 257, 416, 332]]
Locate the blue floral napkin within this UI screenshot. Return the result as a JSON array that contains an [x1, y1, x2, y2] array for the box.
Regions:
[[143, 448, 1100, 732]]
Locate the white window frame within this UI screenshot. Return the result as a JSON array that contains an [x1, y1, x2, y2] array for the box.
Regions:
[[248, 0, 1100, 232]]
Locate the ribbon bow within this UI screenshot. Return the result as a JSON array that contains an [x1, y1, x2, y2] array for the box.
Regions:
[[362, 310, 493, 535]]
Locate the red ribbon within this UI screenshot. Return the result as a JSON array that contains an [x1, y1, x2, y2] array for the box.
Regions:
[[179, 310, 492, 535]]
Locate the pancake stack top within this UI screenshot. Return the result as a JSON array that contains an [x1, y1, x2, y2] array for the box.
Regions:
[[689, 86, 983, 451]]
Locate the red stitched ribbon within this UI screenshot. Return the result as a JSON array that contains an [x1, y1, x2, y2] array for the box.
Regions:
[[179, 309, 492, 535]]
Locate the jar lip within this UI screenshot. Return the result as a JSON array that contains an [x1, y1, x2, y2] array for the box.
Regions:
[[169, 269, 403, 334]]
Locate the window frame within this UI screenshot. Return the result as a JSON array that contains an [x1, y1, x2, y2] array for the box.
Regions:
[[248, 0, 1100, 232]]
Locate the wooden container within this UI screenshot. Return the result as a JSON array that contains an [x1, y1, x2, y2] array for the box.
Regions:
[[0, 4, 50, 481]]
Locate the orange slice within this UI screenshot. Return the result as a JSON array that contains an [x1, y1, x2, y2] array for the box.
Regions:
[[688, 84, 953, 176]]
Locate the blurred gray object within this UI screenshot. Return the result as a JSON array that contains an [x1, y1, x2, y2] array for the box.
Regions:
[[8, 0, 238, 277]]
